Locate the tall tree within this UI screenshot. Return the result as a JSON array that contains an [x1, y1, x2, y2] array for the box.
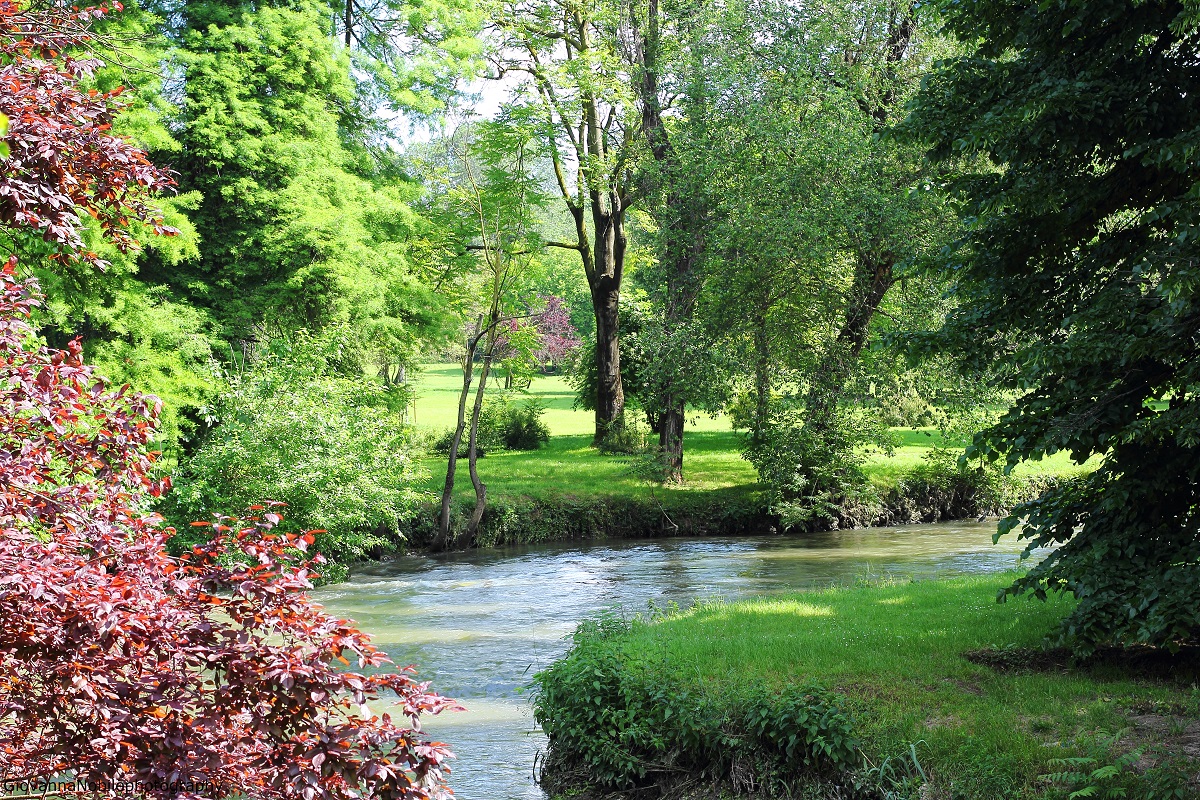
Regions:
[[144, 0, 447, 369], [908, 0, 1200, 651], [627, 0, 715, 481], [484, 0, 638, 443]]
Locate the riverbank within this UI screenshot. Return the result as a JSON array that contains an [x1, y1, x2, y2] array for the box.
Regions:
[[403, 462, 1060, 551], [532, 573, 1200, 800], [400, 364, 1086, 552]]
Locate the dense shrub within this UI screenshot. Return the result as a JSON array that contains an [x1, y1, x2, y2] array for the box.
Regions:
[[532, 612, 859, 795], [481, 395, 550, 450], [746, 411, 879, 530], [596, 415, 650, 454], [167, 332, 425, 562], [431, 426, 486, 458], [894, 447, 1026, 521], [430, 395, 549, 456]]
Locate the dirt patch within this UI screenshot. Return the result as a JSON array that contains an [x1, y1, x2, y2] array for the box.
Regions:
[[963, 644, 1200, 682], [923, 714, 963, 730], [1129, 714, 1200, 759]]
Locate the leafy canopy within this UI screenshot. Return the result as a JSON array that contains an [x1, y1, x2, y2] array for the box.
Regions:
[[908, 0, 1200, 650]]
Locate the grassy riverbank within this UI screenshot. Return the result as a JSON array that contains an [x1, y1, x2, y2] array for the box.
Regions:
[[410, 364, 1088, 503], [532, 573, 1200, 799]]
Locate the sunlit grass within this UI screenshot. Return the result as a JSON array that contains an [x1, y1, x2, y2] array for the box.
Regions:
[[600, 573, 1195, 797], [410, 364, 1088, 501]]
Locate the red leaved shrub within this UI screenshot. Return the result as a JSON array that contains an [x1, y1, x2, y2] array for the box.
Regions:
[[0, 262, 458, 797], [0, 0, 178, 263]]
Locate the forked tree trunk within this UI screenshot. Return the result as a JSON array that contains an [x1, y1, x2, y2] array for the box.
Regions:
[[435, 323, 481, 552], [462, 318, 498, 547]]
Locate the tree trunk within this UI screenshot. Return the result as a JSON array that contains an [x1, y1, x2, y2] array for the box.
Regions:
[[752, 308, 772, 448], [633, 0, 705, 479], [658, 395, 685, 483], [463, 319, 498, 548], [806, 256, 895, 430], [591, 254, 625, 444], [435, 324, 480, 551]]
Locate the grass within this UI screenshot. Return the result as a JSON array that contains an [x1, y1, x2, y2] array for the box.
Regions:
[[409, 364, 1090, 502], [541, 574, 1200, 798]]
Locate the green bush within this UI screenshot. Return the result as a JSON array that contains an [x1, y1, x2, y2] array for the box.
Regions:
[[894, 447, 1026, 520], [745, 412, 878, 531], [479, 395, 550, 451], [596, 415, 650, 455], [165, 332, 425, 563], [430, 427, 487, 458], [532, 611, 859, 794]]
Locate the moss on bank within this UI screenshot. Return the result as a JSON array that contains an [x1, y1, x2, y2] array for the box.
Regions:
[[531, 574, 1200, 800]]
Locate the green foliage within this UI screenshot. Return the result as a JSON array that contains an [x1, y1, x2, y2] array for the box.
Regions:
[[908, 0, 1200, 652], [431, 427, 486, 458], [151, 0, 447, 360], [853, 742, 928, 800], [893, 447, 1026, 521], [532, 610, 858, 794], [744, 401, 884, 530], [434, 396, 550, 455], [166, 331, 426, 562], [596, 416, 650, 456], [478, 394, 550, 451], [1043, 730, 1147, 800]]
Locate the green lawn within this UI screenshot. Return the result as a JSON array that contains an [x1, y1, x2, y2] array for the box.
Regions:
[[537, 574, 1200, 798], [409, 364, 1090, 501]]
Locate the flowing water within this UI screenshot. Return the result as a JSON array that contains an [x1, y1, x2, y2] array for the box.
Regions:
[[313, 521, 1037, 799]]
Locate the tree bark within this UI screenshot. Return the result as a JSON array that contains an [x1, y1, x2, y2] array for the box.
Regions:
[[752, 306, 772, 448], [462, 311, 500, 547], [435, 321, 481, 551], [591, 269, 625, 444], [658, 394, 685, 482], [632, 0, 704, 480], [805, 255, 896, 430]]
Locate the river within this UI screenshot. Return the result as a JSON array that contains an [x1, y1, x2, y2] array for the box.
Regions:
[[313, 520, 1036, 799]]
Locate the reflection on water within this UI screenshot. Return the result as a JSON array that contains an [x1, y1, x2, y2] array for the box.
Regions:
[[314, 521, 1038, 800]]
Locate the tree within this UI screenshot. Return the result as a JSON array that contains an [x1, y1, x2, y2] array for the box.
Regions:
[[484, 0, 638, 443], [148, 0, 444, 356], [627, 0, 720, 482], [430, 130, 538, 550], [531, 295, 581, 370], [0, 1, 178, 265], [907, 0, 1200, 651], [0, 265, 457, 799]]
